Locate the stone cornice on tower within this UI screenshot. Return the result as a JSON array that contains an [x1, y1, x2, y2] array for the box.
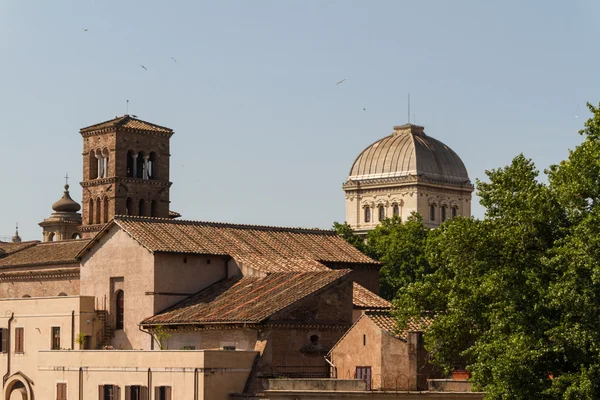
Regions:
[[80, 115, 174, 138]]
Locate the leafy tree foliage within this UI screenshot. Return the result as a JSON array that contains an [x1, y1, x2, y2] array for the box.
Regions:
[[394, 103, 600, 399]]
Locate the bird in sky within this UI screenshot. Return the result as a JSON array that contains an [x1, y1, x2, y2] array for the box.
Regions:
[[336, 79, 346, 85], [171, 57, 178, 63], [140, 65, 147, 70], [363, 108, 366, 111], [82, 28, 88, 32]]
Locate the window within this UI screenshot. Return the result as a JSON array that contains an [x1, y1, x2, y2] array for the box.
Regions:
[[222, 345, 236, 351], [22, 294, 31, 298], [103, 197, 109, 223], [363, 334, 366, 346], [452, 207, 458, 219], [139, 199, 147, 217], [429, 204, 436, 222], [52, 327, 61, 350], [72, 232, 81, 239], [441, 206, 447, 222], [57, 383, 67, 400], [1, 328, 7, 353], [58, 292, 67, 296], [378, 206, 385, 221], [151, 200, 158, 218], [95, 198, 101, 224], [136, 152, 145, 179], [99, 385, 119, 400], [126, 198, 133, 216], [126, 150, 135, 177], [83, 335, 92, 350], [310, 335, 319, 345], [88, 198, 94, 224], [116, 290, 124, 330], [15, 327, 24, 353], [393, 204, 399, 217], [364, 207, 371, 223], [148, 152, 157, 179], [356, 367, 372, 390], [126, 385, 148, 400], [155, 386, 172, 400]]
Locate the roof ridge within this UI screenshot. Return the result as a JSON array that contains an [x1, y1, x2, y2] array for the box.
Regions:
[[113, 215, 336, 235]]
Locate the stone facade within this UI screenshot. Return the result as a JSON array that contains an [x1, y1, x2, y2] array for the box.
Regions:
[[79, 116, 173, 238]]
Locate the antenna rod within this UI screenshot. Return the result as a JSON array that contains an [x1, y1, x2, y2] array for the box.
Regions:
[[408, 93, 411, 124], [126, 100, 129, 115]]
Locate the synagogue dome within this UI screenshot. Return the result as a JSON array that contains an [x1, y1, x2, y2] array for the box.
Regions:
[[348, 124, 470, 184]]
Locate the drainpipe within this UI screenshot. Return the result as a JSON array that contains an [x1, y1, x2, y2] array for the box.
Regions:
[[71, 310, 75, 350], [194, 367, 199, 400], [324, 356, 336, 378], [147, 368, 152, 399], [3, 312, 14, 386], [79, 367, 83, 400], [138, 325, 155, 350]]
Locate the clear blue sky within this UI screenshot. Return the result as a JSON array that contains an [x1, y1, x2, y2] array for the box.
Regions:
[[1, 1, 598, 241]]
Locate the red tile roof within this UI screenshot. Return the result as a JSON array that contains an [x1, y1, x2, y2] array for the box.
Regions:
[[80, 115, 173, 134], [0, 240, 90, 268], [142, 269, 350, 325], [353, 283, 391, 309], [0, 241, 38, 256], [365, 310, 431, 340], [80, 216, 377, 266]]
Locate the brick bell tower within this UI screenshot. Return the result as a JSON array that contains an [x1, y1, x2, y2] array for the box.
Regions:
[[79, 115, 174, 238]]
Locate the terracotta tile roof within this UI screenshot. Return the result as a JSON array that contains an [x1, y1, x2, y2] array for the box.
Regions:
[[0, 241, 38, 256], [0, 239, 90, 268], [142, 269, 350, 325], [81, 216, 377, 266], [353, 282, 391, 309], [365, 310, 431, 340], [233, 255, 330, 273], [80, 115, 173, 134]]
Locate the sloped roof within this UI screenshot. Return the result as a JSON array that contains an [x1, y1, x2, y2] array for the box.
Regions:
[[365, 310, 431, 340], [0, 240, 90, 268], [353, 283, 391, 309], [80, 115, 173, 134], [142, 270, 350, 325], [79, 216, 377, 266], [0, 241, 38, 256]]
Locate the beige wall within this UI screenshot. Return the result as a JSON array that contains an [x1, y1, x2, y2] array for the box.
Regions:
[[381, 331, 411, 390], [345, 184, 472, 232], [331, 316, 383, 387], [168, 329, 258, 351], [0, 296, 96, 400], [36, 349, 256, 400], [0, 266, 79, 298]]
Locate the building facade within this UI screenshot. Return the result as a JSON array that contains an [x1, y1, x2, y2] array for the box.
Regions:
[[343, 124, 473, 233]]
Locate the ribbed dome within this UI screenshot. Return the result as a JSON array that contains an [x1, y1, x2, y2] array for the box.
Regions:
[[348, 124, 470, 183], [52, 185, 81, 213]]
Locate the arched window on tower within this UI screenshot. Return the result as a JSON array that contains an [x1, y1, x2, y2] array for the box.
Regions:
[[48, 232, 55, 242], [378, 206, 385, 221], [139, 199, 147, 217], [115, 290, 124, 330], [393, 204, 400, 217], [89, 151, 98, 180], [95, 198, 101, 224], [103, 197, 109, 223], [126, 150, 135, 177], [102, 148, 110, 178], [126, 197, 133, 216], [148, 152, 157, 180], [151, 200, 158, 217], [441, 206, 447, 222], [136, 152, 145, 179], [88, 198, 94, 224], [452, 207, 458, 219], [429, 204, 436, 222], [71, 232, 81, 239], [364, 207, 371, 223]]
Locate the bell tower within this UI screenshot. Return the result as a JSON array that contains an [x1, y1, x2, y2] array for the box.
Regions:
[[79, 115, 174, 238]]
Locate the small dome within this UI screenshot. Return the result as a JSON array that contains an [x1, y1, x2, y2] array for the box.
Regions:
[[348, 124, 470, 183], [52, 184, 81, 213]]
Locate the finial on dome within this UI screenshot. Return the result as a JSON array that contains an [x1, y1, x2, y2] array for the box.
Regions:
[[393, 123, 425, 136], [52, 178, 81, 213], [12, 223, 21, 243]]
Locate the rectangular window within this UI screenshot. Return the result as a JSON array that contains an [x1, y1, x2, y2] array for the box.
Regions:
[[452, 207, 457, 219], [57, 383, 67, 400], [378, 206, 385, 221], [52, 327, 61, 350], [99, 385, 119, 400], [356, 366, 372, 390], [83, 335, 92, 350], [155, 386, 172, 400], [441, 206, 447, 222], [125, 385, 148, 400], [429, 205, 436, 222], [15, 327, 24, 353], [0, 328, 6, 353]]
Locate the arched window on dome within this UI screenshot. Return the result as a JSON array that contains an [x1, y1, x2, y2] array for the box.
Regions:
[[429, 204, 436, 222], [364, 207, 371, 223], [393, 204, 400, 217], [441, 205, 447, 222], [378, 206, 385, 221]]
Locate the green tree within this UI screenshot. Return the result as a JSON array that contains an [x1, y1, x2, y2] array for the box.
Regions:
[[365, 213, 431, 300], [332, 221, 365, 253]]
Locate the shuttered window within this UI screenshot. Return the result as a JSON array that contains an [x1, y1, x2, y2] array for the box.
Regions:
[[15, 328, 24, 353], [125, 385, 148, 400], [99, 385, 119, 400], [52, 327, 61, 350], [57, 383, 67, 400], [1, 328, 7, 353], [155, 386, 172, 400]]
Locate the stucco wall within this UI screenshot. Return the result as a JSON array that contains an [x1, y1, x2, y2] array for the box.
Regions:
[[0, 266, 79, 298], [167, 329, 258, 351], [80, 227, 155, 350], [35, 349, 256, 400], [153, 253, 228, 314], [381, 332, 411, 390]]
